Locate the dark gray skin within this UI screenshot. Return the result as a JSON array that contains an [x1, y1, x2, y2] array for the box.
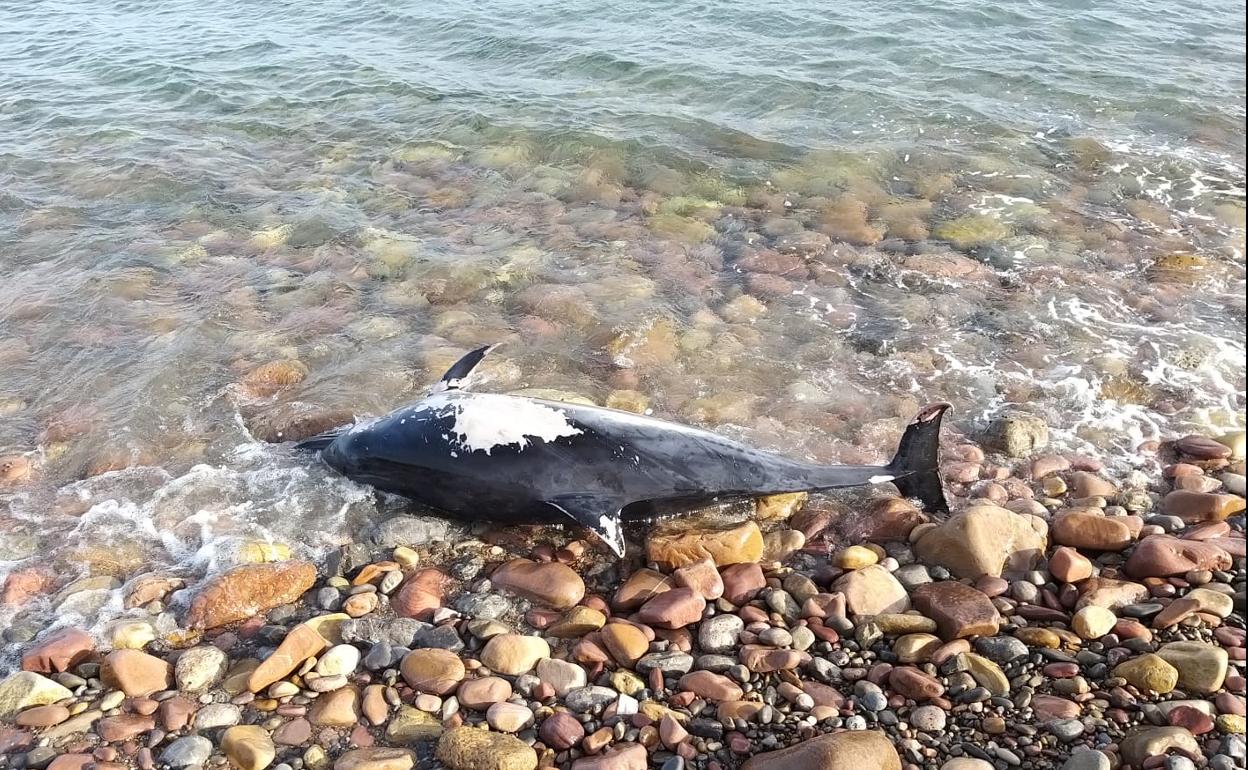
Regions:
[[300, 346, 949, 556]]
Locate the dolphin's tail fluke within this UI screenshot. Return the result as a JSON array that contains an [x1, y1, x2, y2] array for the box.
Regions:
[[886, 403, 951, 513]]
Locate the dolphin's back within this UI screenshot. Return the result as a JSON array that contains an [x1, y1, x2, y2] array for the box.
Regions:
[[302, 345, 949, 557], [321, 392, 810, 513]]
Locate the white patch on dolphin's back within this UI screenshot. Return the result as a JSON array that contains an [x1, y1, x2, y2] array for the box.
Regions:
[[418, 393, 582, 455], [348, 416, 382, 435]]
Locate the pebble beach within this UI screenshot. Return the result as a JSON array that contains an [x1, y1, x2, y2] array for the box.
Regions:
[[1, 425, 1245, 770]]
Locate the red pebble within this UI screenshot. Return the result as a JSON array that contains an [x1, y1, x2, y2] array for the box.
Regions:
[[1167, 705, 1214, 734], [1043, 662, 1080, 678], [808, 623, 840, 644], [581, 595, 610, 614]]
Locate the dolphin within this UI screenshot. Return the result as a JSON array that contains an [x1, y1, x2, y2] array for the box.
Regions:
[[297, 346, 950, 556]]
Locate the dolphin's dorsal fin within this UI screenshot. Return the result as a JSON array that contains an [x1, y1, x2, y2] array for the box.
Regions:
[[432, 344, 495, 393], [546, 494, 627, 557]]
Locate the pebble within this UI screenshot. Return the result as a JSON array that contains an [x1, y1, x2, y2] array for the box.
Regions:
[[174, 646, 228, 692], [316, 644, 362, 677], [908, 704, 947, 732], [486, 702, 533, 732], [535, 658, 587, 696], [400, 648, 465, 694], [194, 703, 242, 729], [221, 725, 276, 770], [480, 634, 550, 676], [1060, 750, 1111, 770], [435, 726, 538, 770], [490, 558, 586, 609], [698, 614, 744, 654], [1072, 605, 1117, 639], [912, 582, 1001, 639], [160, 736, 214, 769]]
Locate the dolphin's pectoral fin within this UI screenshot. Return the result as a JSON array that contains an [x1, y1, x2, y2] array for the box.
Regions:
[[546, 494, 627, 558], [432, 344, 496, 392]]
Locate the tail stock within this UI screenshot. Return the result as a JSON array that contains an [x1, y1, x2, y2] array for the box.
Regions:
[[886, 403, 951, 513]]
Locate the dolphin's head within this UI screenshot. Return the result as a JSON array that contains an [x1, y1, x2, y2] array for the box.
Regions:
[[319, 416, 383, 475]]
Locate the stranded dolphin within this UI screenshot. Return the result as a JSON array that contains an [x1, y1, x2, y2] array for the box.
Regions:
[[297, 346, 950, 556]]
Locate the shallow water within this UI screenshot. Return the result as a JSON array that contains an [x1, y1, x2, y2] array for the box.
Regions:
[[0, 0, 1245, 647]]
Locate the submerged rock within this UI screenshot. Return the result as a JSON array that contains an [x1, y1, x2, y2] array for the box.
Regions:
[[933, 215, 1011, 250]]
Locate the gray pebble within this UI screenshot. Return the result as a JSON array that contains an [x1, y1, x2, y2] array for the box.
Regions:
[[160, 736, 214, 768], [764, 590, 800, 621], [379, 570, 404, 594], [698, 614, 744, 654], [1046, 718, 1085, 742], [893, 564, 932, 589], [341, 617, 427, 648], [694, 654, 737, 673], [757, 627, 792, 647], [1060, 749, 1110, 770], [194, 703, 242, 729], [908, 704, 947, 732], [415, 624, 465, 651], [1221, 734, 1245, 759], [268, 604, 298, 624], [452, 592, 514, 619], [853, 681, 887, 712], [363, 642, 393, 671], [1011, 581, 1040, 603], [563, 685, 618, 712], [317, 587, 341, 611], [974, 636, 1029, 663], [371, 515, 450, 547], [24, 748, 58, 770], [1121, 602, 1164, 618], [1145, 514, 1186, 532], [636, 651, 694, 676]]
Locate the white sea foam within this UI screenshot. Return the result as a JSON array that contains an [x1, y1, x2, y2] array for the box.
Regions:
[[0, 441, 380, 668]]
